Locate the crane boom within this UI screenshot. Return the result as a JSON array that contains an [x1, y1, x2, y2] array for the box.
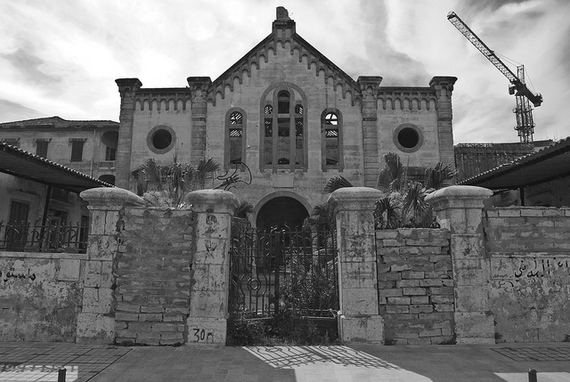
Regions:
[[447, 11, 542, 107]]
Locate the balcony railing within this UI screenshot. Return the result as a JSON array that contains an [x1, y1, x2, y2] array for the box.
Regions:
[[0, 221, 88, 253]]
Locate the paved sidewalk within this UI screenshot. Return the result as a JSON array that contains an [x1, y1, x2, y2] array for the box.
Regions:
[[0, 342, 569, 381]]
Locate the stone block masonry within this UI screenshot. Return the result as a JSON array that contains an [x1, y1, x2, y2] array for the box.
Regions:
[[114, 208, 196, 346], [485, 207, 570, 342], [0, 252, 85, 342], [377, 228, 454, 345]]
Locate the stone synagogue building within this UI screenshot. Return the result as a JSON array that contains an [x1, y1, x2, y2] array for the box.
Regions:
[[112, 7, 457, 229], [0, 7, 457, 230]]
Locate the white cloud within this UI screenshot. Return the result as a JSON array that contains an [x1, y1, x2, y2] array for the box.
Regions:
[[0, 0, 568, 143]]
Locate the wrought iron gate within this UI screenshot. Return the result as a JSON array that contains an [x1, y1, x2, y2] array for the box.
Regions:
[[228, 218, 339, 343]]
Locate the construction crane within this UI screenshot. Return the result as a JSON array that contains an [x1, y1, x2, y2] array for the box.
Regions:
[[447, 11, 543, 143]]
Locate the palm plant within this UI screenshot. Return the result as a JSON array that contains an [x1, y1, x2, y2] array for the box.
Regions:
[[318, 153, 455, 229], [375, 153, 455, 228], [134, 156, 221, 208], [323, 175, 353, 193]]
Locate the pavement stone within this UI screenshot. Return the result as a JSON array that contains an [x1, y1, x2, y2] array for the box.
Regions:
[[0, 342, 569, 381]]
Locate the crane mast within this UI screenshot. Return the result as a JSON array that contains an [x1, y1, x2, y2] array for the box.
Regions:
[[447, 11, 542, 142]]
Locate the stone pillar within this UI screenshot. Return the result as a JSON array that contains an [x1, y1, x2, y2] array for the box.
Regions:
[[357, 76, 382, 187], [187, 77, 212, 167], [77, 187, 144, 344], [184, 189, 239, 346], [429, 76, 458, 170], [328, 187, 384, 343], [425, 185, 494, 344], [115, 78, 142, 190]]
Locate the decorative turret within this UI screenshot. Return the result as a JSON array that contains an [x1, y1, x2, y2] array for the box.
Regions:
[[429, 76, 458, 169], [115, 78, 142, 189], [272, 6, 296, 36]]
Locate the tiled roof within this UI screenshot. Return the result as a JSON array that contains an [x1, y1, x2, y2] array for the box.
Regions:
[[459, 137, 570, 189], [0, 141, 113, 193]]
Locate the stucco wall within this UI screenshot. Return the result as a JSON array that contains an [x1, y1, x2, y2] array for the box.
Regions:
[[376, 228, 454, 344], [114, 207, 196, 345], [484, 207, 570, 342], [0, 252, 85, 342]]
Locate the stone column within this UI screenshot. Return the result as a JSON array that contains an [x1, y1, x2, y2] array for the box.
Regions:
[[184, 189, 239, 346], [328, 187, 384, 343], [425, 185, 494, 344], [115, 78, 142, 190], [429, 76, 458, 170], [357, 76, 382, 187], [187, 77, 212, 167], [77, 187, 144, 344]]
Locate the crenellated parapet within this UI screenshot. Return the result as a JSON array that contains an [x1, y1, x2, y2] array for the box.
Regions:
[[429, 76, 458, 121], [377, 87, 438, 111], [134, 88, 193, 112]]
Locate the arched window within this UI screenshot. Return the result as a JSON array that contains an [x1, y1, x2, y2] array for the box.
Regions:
[[225, 108, 246, 169], [260, 84, 307, 171], [321, 109, 343, 171]]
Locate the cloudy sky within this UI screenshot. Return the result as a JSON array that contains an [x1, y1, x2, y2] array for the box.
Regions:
[[1, 0, 569, 143]]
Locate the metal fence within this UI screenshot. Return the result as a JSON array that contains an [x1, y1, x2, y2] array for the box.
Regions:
[[0, 221, 88, 253], [229, 219, 339, 319]]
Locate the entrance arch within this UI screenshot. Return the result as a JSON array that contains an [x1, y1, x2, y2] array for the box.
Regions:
[[255, 194, 310, 230]]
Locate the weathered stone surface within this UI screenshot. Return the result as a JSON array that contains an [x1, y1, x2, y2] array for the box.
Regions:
[[58, 259, 81, 281], [377, 227, 453, 343], [184, 189, 240, 214], [82, 287, 113, 313], [340, 315, 384, 344], [454, 312, 495, 344], [80, 187, 144, 209], [186, 317, 227, 346], [76, 313, 115, 344], [0, 256, 83, 342]]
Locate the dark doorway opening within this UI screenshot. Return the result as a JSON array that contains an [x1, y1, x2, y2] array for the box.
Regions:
[[256, 196, 309, 230]]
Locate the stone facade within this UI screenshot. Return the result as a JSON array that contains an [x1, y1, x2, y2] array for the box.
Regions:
[[376, 229, 454, 345], [485, 207, 570, 342], [0, 117, 119, 184], [0, 252, 84, 342], [114, 207, 196, 346], [114, 7, 458, 229], [2, 185, 569, 345]]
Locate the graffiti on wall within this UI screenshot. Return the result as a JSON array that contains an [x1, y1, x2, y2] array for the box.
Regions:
[[0, 267, 37, 283], [191, 328, 214, 343], [491, 256, 570, 293]]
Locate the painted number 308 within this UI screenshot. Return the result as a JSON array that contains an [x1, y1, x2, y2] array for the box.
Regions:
[[193, 328, 214, 342]]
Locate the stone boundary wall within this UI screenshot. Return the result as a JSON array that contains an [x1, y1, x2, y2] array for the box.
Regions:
[[114, 207, 196, 346], [484, 207, 570, 342], [376, 228, 454, 345], [0, 252, 85, 342]]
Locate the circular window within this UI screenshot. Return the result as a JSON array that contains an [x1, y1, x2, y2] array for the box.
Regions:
[[147, 125, 176, 154], [393, 124, 423, 153]]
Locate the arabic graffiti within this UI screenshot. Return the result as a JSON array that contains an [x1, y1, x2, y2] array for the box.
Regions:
[[491, 256, 570, 292], [0, 267, 37, 283]]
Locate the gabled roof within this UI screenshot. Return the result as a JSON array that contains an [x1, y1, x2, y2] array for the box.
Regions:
[[459, 137, 570, 189], [0, 142, 113, 193], [208, 9, 360, 104], [0, 116, 118, 129]]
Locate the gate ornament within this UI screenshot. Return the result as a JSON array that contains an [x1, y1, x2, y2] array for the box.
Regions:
[[214, 162, 252, 191]]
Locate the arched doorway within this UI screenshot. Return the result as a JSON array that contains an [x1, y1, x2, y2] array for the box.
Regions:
[[256, 196, 309, 230]]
